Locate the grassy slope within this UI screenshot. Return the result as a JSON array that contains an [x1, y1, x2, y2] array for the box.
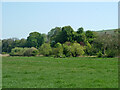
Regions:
[[2, 57, 118, 88], [94, 29, 117, 35]]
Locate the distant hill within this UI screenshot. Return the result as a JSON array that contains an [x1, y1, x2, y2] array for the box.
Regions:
[[93, 29, 119, 35]]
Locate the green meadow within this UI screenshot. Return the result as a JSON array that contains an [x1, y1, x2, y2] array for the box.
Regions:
[[2, 57, 118, 88]]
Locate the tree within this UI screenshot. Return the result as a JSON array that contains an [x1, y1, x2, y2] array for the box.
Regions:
[[53, 42, 64, 57], [85, 30, 96, 44], [27, 32, 44, 48], [77, 27, 84, 34], [54, 26, 75, 44], [72, 42, 84, 57], [63, 42, 84, 57], [48, 27, 62, 47], [75, 33, 86, 43], [2, 38, 15, 53], [19, 38, 27, 47], [48, 27, 61, 42], [41, 34, 47, 43], [39, 43, 52, 56]]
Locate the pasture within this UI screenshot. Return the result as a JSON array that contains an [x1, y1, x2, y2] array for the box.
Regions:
[[2, 56, 118, 88]]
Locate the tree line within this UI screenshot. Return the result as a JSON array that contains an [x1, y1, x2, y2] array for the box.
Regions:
[[1, 26, 119, 58]]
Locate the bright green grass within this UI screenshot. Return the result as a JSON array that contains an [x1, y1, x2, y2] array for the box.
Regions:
[[2, 56, 118, 88]]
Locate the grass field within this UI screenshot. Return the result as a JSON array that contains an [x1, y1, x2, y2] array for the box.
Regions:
[[2, 56, 118, 88]]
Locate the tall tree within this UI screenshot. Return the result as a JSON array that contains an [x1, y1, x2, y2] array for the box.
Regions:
[[48, 27, 61, 42], [55, 26, 75, 44], [77, 27, 84, 34], [27, 32, 44, 48], [85, 30, 96, 44]]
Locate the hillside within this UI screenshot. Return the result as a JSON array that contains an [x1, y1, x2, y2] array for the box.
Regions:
[[93, 29, 119, 35]]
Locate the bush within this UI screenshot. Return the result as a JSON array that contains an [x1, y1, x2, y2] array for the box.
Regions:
[[39, 43, 52, 56], [84, 41, 95, 56], [63, 44, 72, 57], [52, 43, 64, 58], [63, 42, 84, 57], [1, 52, 7, 54], [97, 51, 103, 57], [24, 47, 38, 56], [10, 47, 38, 56], [72, 42, 84, 57], [105, 49, 117, 58], [10, 47, 25, 56], [53, 43, 64, 57]]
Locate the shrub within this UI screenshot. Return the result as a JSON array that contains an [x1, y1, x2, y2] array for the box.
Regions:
[[24, 47, 38, 56], [10, 47, 38, 56], [63, 44, 72, 57], [1, 52, 7, 54], [105, 49, 117, 58], [72, 42, 84, 57], [97, 51, 103, 57], [63, 42, 84, 57], [84, 41, 93, 56], [53, 43, 64, 58], [39, 43, 52, 56], [10, 47, 25, 56]]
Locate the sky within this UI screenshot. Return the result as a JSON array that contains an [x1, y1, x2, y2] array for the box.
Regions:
[[2, 2, 118, 39]]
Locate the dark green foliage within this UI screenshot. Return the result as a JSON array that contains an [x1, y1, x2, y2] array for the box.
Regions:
[[85, 30, 96, 44], [27, 32, 44, 48], [2, 38, 27, 53], [41, 34, 47, 43], [19, 38, 27, 47], [2, 26, 119, 58], [77, 27, 84, 34], [75, 33, 86, 43], [2, 38, 15, 53], [54, 26, 75, 44], [48, 27, 61, 42], [105, 49, 117, 58], [61, 26, 75, 43]]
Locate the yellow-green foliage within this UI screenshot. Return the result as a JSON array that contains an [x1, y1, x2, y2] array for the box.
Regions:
[[53, 42, 64, 57], [10, 47, 38, 56], [39, 43, 52, 56], [63, 42, 84, 57]]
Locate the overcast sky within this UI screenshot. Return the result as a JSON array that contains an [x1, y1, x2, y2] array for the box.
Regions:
[[2, 2, 118, 39]]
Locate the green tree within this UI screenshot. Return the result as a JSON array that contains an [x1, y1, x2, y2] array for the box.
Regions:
[[52, 42, 64, 57], [77, 27, 84, 34], [39, 43, 52, 56], [85, 30, 96, 44], [72, 42, 84, 57], [2, 38, 15, 53], [48, 27, 62, 47], [27, 32, 44, 48], [19, 38, 27, 47], [48, 27, 61, 42], [55, 26, 75, 44]]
